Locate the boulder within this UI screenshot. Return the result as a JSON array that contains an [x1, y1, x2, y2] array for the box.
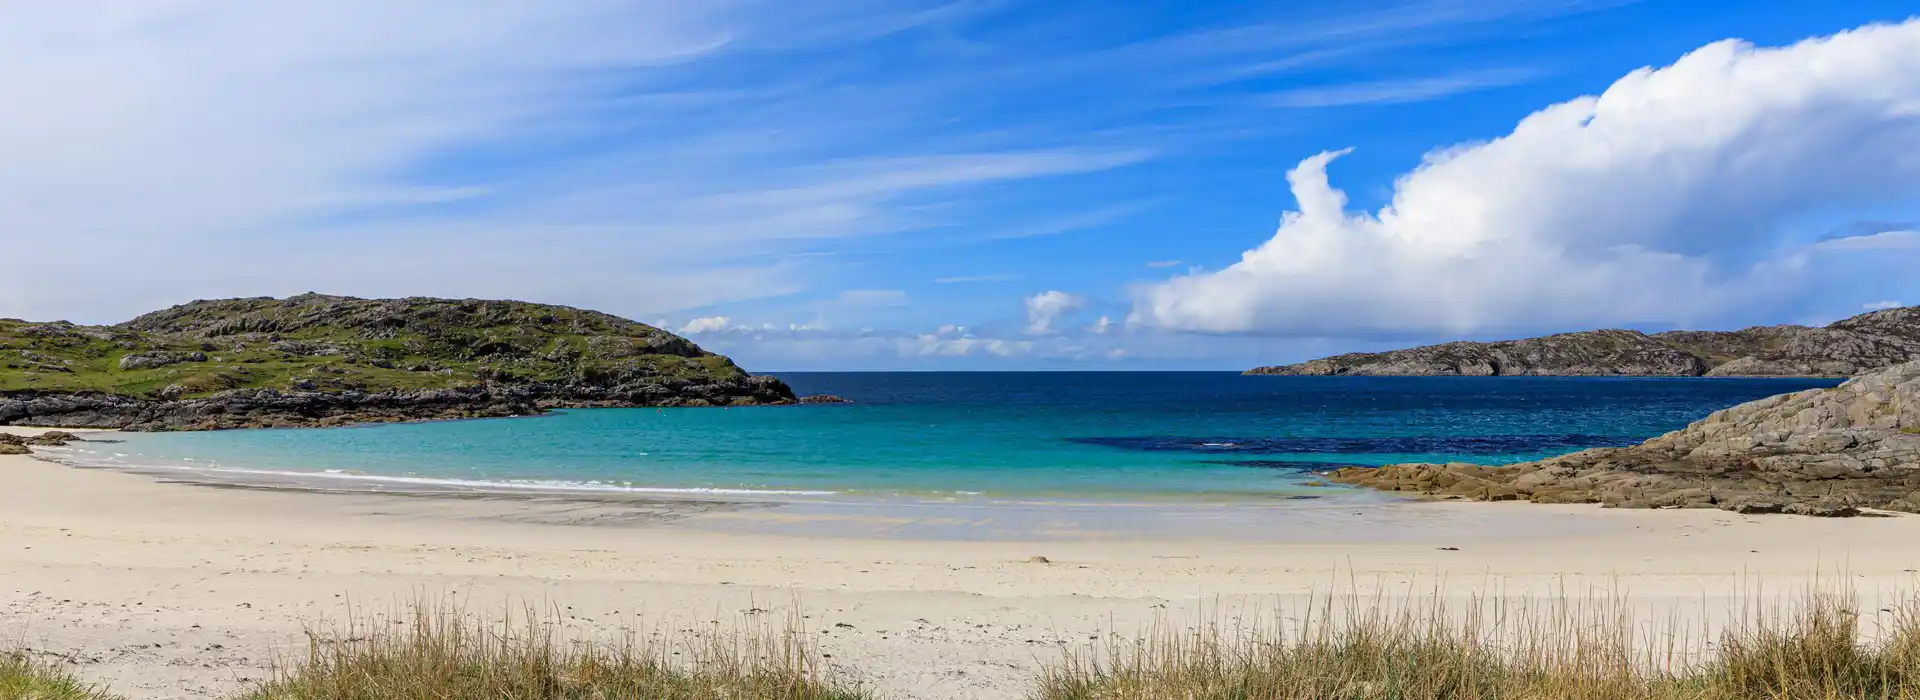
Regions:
[[118, 352, 188, 371]]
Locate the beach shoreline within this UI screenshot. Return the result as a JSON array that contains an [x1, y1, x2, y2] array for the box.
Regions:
[[7, 425, 1920, 699]]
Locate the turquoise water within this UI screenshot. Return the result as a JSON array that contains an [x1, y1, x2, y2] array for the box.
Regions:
[[62, 373, 1838, 503]]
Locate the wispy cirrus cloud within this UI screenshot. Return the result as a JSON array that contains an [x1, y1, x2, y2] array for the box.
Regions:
[[0, 0, 1655, 372], [1263, 68, 1543, 107], [0, 1, 1151, 324]]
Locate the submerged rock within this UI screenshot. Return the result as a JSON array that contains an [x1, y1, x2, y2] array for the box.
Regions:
[[799, 395, 853, 404], [1331, 361, 1920, 516]]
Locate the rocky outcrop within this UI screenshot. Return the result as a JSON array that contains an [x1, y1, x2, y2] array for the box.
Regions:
[[0, 430, 82, 453], [1250, 306, 1920, 377], [1259, 330, 1710, 377], [0, 375, 794, 431], [116, 351, 207, 371], [1330, 361, 1920, 516], [799, 395, 853, 404], [2, 294, 798, 430]]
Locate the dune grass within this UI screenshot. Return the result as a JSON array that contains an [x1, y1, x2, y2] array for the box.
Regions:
[[1034, 588, 1920, 700], [0, 652, 119, 700], [240, 603, 868, 700], [17, 588, 1920, 699]]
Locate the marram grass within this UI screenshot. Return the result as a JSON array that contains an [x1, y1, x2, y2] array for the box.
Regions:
[[1033, 588, 1920, 700], [242, 603, 868, 700], [16, 589, 1920, 699], [0, 652, 118, 700]]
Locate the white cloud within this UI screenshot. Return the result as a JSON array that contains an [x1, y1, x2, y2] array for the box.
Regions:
[[1088, 315, 1116, 334], [1134, 20, 1920, 336], [1025, 291, 1087, 335], [677, 316, 733, 334], [1865, 300, 1906, 310], [910, 335, 1034, 358], [1816, 230, 1920, 251]]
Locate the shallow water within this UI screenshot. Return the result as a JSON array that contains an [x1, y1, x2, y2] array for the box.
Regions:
[[50, 373, 1835, 509]]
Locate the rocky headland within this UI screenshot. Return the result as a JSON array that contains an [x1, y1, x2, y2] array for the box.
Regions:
[[1331, 360, 1920, 516], [1248, 306, 1920, 377], [1, 294, 801, 430]]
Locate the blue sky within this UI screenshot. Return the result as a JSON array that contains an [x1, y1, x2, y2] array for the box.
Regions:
[[2, 1, 1918, 370]]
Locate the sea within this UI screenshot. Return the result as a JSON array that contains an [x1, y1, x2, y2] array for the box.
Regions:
[[47, 373, 1836, 508]]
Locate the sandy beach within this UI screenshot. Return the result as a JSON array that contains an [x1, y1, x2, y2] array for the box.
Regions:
[[6, 426, 1920, 699]]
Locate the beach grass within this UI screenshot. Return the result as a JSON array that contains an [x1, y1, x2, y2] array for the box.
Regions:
[[241, 603, 869, 700], [1033, 588, 1920, 700], [0, 651, 120, 700], [18, 588, 1920, 699]]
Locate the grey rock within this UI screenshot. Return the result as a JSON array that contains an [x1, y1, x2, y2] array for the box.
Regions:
[[118, 352, 189, 371], [1332, 361, 1920, 516]]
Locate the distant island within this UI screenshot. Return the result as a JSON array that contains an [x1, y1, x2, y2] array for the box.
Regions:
[[0, 293, 797, 430], [1247, 306, 1920, 377]]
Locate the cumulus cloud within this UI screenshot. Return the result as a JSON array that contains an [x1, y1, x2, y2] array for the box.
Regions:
[[1025, 291, 1088, 334], [677, 316, 733, 334], [1133, 20, 1920, 336]]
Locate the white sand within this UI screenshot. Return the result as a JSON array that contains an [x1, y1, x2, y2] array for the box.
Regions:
[[6, 425, 1920, 699]]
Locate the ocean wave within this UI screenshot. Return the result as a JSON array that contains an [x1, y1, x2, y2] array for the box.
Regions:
[[38, 447, 839, 498]]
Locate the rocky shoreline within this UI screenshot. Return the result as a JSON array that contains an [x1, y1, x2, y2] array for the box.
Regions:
[[1331, 360, 1920, 517], [0, 375, 797, 431]]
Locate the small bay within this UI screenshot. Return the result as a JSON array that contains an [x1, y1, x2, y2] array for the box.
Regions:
[[53, 373, 1838, 504]]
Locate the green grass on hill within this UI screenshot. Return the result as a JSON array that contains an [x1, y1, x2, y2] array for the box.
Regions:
[[0, 295, 749, 400]]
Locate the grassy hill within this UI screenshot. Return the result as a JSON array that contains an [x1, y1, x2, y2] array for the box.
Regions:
[[1, 294, 793, 429]]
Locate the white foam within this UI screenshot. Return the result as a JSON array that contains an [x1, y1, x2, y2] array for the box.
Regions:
[[44, 446, 838, 498]]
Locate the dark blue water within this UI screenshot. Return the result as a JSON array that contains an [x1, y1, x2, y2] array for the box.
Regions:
[[66, 373, 1836, 502]]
